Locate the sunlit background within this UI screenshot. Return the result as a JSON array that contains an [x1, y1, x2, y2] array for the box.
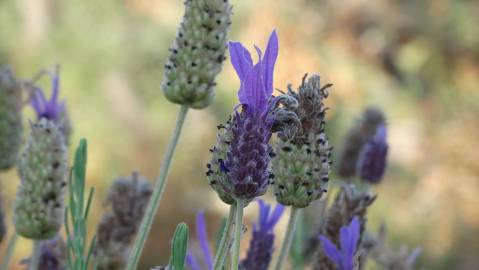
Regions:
[[1, 0, 478, 269]]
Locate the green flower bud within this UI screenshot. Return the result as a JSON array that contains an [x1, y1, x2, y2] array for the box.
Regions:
[[206, 118, 236, 205], [272, 133, 331, 208], [162, 0, 232, 109], [14, 119, 68, 239], [272, 74, 332, 208], [0, 67, 22, 171]]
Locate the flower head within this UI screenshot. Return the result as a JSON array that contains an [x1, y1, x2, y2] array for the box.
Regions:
[[30, 70, 65, 122], [207, 31, 279, 203], [357, 125, 388, 184], [320, 217, 360, 270], [241, 199, 284, 270]]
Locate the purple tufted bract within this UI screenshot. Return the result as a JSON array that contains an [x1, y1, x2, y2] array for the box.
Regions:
[[320, 216, 361, 270], [30, 70, 65, 122]]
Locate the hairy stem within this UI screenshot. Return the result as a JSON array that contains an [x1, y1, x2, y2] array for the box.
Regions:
[[126, 105, 189, 270], [213, 204, 237, 270], [0, 233, 18, 270], [275, 207, 300, 270], [231, 199, 244, 270], [29, 240, 41, 270]]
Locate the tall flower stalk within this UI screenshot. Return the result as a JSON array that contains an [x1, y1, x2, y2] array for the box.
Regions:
[[206, 30, 280, 270], [127, 0, 231, 267]]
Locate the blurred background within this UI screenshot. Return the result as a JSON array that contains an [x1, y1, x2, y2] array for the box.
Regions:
[[0, 0, 478, 269]]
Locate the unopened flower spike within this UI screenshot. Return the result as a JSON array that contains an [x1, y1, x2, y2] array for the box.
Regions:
[[0, 66, 23, 171], [13, 118, 68, 239], [357, 125, 388, 184], [207, 30, 280, 204], [272, 74, 332, 208], [241, 199, 285, 270], [95, 172, 153, 270], [319, 217, 361, 270], [162, 0, 232, 109]]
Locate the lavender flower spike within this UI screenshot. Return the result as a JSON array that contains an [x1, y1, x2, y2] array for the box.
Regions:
[[30, 70, 65, 122], [320, 217, 361, 270], [241, 199, 285, 270], [357, 125, 388, 184]]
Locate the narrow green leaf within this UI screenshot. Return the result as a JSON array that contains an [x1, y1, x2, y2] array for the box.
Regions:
[[171, 223, 189, 270]]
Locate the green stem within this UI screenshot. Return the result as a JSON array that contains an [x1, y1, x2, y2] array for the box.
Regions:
[[126, 105, 189, 270], [213, 204, 237, 270], [29, 240, 41, 270], [1, 233, 18, 270], [230, 199, 244, 270], [274, 207, 300, 270]]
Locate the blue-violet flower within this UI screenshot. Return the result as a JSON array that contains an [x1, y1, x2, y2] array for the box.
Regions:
[[320, 217, 360, 270]]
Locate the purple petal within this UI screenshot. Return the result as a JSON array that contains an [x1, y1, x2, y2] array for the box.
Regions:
[[261, 30, 278, 96], [320, 236, 342, 267], [256, 199, 270, 229], [229, 41, 253, 81], [51, 72, 60, 103], [339, 217, 360, 270], [266, 204, 285, 230], [186, 253, 202, 270], [239, 63, 267, 110], [196, 210, 213, 269], [374, 125, 387, 142]]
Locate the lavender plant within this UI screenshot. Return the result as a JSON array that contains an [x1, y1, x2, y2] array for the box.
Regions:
[[127, 1, 232, 267]]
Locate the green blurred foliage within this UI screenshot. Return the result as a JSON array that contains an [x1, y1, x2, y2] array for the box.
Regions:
[[0, 0, 478, 269]]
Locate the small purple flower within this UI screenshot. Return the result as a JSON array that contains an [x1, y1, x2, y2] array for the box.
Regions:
[[357, 125, 388, 184], [30, 70, 65, 121], [186, 211, 213, 270], [320, 217, 360, 270], [221, 31, 278, 200], [241, 199, 285, 270]]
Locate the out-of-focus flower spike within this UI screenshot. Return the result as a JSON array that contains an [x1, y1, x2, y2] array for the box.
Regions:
[[13, 119, 68, 239], [162, 0, 232, 109], [357, 125, 388, 184], [319, 217, 361, 270], [38, 236, 67, 270], [0, 66, 22, 171], [240, 199, 285, 270], [312, 185, 375, 270], [186, 253, 202, 270], [337, 107, 385, 179], [95, 172, 153, 270]]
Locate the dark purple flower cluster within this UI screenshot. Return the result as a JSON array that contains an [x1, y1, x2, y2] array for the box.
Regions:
[[241, 199, 284, 270], [357, 125, 388, 184]]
